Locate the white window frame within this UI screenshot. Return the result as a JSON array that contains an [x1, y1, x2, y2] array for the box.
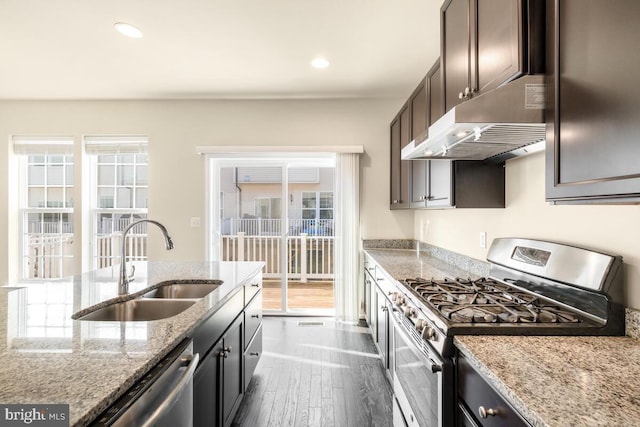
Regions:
[[84, 136, 149, 270], [13, 137, 75, 280], [301, 191, 334, 220]]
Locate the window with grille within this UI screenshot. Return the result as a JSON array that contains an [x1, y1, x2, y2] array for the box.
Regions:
[[13, 137, 75, 279], [301, 191, 334, 235], [85, 136, 149, 269]]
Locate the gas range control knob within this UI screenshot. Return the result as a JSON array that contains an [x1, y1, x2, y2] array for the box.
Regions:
[[394, 295, 404, 306], [389, 292, 398, 302], [422, 327, 438, 341], [403, 306, 415, 317], [415, 319, 426, 331]]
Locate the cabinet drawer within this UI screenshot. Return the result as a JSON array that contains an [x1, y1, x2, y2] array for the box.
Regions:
[[244, 325, 263, 391], [244, 291, 262, 349], [457, 354, 529, 427], [192, 288, 243, 359], [244, 274, 262, 305]]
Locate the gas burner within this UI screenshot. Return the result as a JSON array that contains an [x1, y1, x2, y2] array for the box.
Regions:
[[402, 277, 583, 325]]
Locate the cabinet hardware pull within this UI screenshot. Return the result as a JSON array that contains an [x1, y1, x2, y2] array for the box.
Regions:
[[224, 346, 232, 353], [250, 352, 260, 357], [382, 306, 389, 312], [251, 283, 260, 288], [392, 199, 399, 204], [219, 350, 228, 359], [478, 406, 498, 418], [251, 314, 260, 318]]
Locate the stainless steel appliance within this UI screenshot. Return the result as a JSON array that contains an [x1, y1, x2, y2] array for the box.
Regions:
[[92, 339, 199, 427], [400, 75, 546, 162], [390, 237, 624, 427]]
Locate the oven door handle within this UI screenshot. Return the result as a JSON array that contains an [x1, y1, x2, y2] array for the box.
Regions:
[[393, 314, 444, 374]]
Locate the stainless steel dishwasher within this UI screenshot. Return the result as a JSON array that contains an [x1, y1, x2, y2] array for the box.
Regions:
[[91, 338, 199, 427]]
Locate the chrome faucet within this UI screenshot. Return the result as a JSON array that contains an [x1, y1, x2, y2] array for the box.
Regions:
[[119, 219, 174, 295]]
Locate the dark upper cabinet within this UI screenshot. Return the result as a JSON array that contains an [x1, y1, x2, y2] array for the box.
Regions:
[[412, 61, 449, 208], [545, 0, 640, 203], [410, 77, 430, 207], [441, 0, 544, 113], [442, 0, 471, 112], [410, 59, 504, 209], [429, 59, 444, 124], [390, 103, 412, 209]]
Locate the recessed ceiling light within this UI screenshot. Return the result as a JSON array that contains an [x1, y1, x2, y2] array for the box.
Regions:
[[311, 57, 330, 69], [114, 22, 143, 38]]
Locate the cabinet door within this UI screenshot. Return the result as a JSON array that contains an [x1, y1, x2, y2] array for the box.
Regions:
[[546, 0, 640, 203], [222, 316, 244, 427], [364, 271, 371, 325], [428, 59, 444, 124], [474, 0, 523, 95], [410, 79, 429, 207], [193, 343, 221, 427], [375, 286, 389, 369], [399, 105, 412, 208], [427, 160, 453, 208], [411, 160, 428, 207], [370, 277, 378, 339], [390, 116, 402, 208], [390, 105, 411, 209], [442, 0, 471, 112]]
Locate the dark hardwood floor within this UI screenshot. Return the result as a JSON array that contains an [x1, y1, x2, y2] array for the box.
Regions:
[[232, 317, 393, 427]]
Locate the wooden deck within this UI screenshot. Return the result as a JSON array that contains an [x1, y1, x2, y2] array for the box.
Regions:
[[262, 280, 334, 310]]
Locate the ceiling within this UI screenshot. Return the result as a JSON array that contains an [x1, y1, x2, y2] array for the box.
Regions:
[[0, 0, 441, 100]]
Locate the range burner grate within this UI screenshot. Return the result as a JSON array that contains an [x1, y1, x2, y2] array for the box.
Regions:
[[403, 277, 582, 324]]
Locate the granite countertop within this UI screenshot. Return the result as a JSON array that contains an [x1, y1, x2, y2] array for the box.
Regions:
[[0, 261, 263, 427], [364, 248, 487, 281], [455, 335, 640, 427]]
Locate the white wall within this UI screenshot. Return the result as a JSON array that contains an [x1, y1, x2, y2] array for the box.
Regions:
[[415, 152, 640, 309], [0, 98, 415, 283]]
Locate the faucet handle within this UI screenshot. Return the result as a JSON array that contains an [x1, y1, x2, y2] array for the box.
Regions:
[[128, 264, 136, 281]]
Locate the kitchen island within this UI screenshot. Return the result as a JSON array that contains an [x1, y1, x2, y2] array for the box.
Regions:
[[0, 261, 263, 427]]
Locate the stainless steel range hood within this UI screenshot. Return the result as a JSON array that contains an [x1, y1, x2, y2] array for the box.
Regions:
[[401, 75, 546, 163]]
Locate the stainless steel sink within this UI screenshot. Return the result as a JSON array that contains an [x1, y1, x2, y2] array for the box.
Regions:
[[77, 299, 196, 322], [142, 282, 221, 299]]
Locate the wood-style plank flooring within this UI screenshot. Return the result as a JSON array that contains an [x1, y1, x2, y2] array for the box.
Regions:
[[262, 281, 335, 310], [232, 317, 393, 427]]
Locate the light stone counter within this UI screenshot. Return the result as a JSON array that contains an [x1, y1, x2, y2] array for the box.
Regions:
[[0, 261, 263, 427], [455, 334, 640, 427], [364, 248, 488, 281]]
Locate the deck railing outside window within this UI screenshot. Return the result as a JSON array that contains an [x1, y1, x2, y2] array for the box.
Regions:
[[220, 218, 334, 281], [26, 217, 332, 280]]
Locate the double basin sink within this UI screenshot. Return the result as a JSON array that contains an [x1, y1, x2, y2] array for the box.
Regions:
[[76, 281, 222, 322]]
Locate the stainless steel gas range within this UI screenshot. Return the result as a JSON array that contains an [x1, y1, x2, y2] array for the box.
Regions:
[[386, 238, 624, 427]]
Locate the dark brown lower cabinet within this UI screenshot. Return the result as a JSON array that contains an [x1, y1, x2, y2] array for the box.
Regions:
[[194, 314, 244, 427], [193, 279, 263, 427], [221, 316, 244, 427], [457, 353, 529, 426]]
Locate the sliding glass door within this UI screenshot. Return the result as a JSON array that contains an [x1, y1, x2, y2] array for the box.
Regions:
[[209, 156, 335, 315]]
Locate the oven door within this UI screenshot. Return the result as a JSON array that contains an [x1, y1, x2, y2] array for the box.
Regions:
[[392, 311, 452, 427]]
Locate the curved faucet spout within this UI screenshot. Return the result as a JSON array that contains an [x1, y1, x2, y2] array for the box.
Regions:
[[119, 219, 174, 295]]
